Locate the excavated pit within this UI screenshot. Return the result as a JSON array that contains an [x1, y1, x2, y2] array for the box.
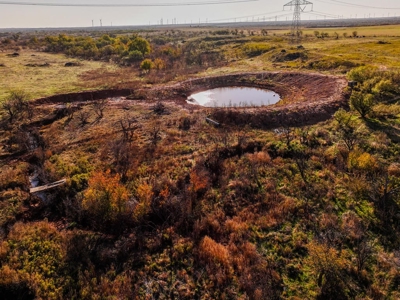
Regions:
[[33, 72, 349, 129]]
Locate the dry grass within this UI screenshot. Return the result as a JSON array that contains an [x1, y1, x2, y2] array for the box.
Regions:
[[0, 50, 119, 102]]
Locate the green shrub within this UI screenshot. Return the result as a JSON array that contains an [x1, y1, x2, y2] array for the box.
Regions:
[[350, 91, 375, 118], [242, 42, 273, 57], [140, 59, 154, 73], [347, 66, 379, 83], [307, 58, 359, 71], [0, 222, 66, 299]]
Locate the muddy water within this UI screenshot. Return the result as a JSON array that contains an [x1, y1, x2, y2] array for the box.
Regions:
[[187, 87, 281, 108]]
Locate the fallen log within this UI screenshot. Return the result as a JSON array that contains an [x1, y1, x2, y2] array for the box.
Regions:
[[30, 179, 67, 193]]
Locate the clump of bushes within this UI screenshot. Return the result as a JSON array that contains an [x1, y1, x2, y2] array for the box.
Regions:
[[347, 66, 400, 118], [242, 42, 274, 57], [307, 57, 359, 71]]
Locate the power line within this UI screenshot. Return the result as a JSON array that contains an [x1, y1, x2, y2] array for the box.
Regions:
[[211, 12, 294, 23], [310, 10, 340, 18], [284, 0, 313, 43], [304, 11, 340, 19], [0, 0, 258, 7], [315, 0, 400, 10], [209, 10, 287, 23]]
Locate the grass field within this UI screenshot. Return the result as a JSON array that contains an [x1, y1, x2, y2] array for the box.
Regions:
[[0, 51, 119, 102]]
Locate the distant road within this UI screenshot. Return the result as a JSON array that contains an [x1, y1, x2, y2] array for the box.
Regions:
[[1, 17, 400, 32]]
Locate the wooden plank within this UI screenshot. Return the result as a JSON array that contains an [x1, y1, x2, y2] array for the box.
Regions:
[[205, 117, 220, 127], [30, 179, 67, 193]]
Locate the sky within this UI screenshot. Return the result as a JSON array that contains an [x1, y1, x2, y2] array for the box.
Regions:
[[1, 0, 400, 28]]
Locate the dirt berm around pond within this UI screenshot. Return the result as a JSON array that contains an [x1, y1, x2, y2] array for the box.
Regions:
[[133, 71, 349, 129], [33, 72, 348, 129]]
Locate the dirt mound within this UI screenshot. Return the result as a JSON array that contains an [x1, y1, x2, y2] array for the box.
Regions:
[[33, 89, 133, 105]]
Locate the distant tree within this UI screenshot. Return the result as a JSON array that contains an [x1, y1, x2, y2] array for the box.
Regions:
[[29, 36, 38, 45], [352, 31, 358, 37], [314, 30, 320, 38], [321, 32, 329, 38], [128, 37, 151, 56], [11, 33, 20, 42], [126, 50, 144, 63], [343, 32, 348, 38], [101, 45, 114, 57], [333, 32, 339, 39], [140, 59, 154, 73], [261, 29, 268, 36], [153, 58, 166, 70]]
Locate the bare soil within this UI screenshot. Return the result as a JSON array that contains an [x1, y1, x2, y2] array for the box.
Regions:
[[32, 71, 348, 129]]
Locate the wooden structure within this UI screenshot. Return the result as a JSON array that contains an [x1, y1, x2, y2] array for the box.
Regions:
[[206, 117, 220, 127], [30, 179, 67, 193]]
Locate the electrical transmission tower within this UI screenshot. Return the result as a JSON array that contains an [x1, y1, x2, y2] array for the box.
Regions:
[[284, 0, 313, 43]]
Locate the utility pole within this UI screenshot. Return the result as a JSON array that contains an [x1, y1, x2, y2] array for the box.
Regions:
[[100, 19, 102, 27], [284, 0, 313, 44]]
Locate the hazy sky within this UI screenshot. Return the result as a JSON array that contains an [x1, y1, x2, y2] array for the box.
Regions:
[[1, 0, 400, 28]]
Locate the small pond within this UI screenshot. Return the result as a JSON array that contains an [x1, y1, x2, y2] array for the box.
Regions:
[[187, 87, 280, 107]]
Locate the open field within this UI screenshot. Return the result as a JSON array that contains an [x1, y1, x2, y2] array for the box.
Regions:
[[1, 24, 400, 102], [0, 23, 400, 299], [0, 51, 120, 101]]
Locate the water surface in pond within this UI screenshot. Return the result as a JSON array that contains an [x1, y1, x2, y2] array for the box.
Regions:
[[187, 87, 280, 107]]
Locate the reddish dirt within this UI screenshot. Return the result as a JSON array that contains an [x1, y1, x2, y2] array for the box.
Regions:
[[33, 89, 134, 105], [133, 71, 349, 128], [32, 72, 349, 129]]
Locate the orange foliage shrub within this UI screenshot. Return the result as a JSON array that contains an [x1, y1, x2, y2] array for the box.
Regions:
[[190, 169, 209, 192], [348, 149, 379, 173], [133, 182, 154, 221], [246, 151, 271, 165], [83, 170, 130, 222], [306, 241, 349, 298], [153, 58, 166, 70], [199, 236, 230, 268]]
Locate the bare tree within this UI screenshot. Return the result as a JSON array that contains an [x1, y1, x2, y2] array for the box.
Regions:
[[2, 90, 31, 123], [76, 110, 90, 126], [118, 115, 140, 142], [92, 99, 108, 119], [109, 138, 136, 182], [149, 122, 162, 146], [355, 237, 373, 274]]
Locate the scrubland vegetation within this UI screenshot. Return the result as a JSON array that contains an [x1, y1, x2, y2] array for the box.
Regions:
[[0, 24, 400, 299]]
